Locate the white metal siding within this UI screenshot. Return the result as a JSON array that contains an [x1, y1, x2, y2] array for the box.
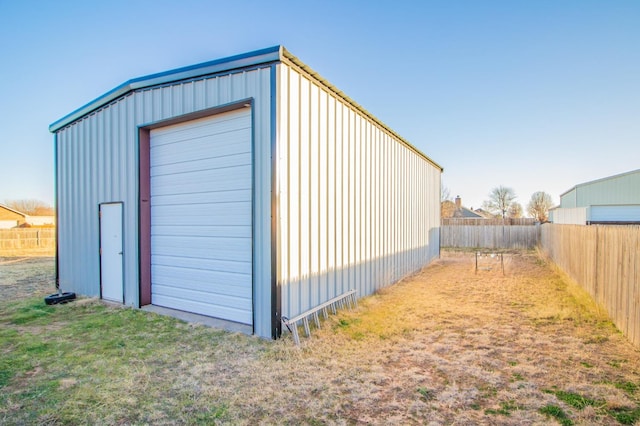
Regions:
[[550, 207, 589, 224], [276, 64, 441, 318], [55, 67, 274, 338], [150, 109, 253, 324]]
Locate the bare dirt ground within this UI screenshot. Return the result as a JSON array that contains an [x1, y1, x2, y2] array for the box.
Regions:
[[2, 251, 640, 424]]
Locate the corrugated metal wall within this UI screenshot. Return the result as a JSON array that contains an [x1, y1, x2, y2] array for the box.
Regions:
[[275, 64, 441, 319], [551, 207, 589, 224], [55, 67, 274, 338], [561, 170, 640, 208]]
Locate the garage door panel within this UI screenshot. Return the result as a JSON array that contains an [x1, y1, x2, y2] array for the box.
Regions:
[[152, 225, 251, 238], [151, 189, 251, 206], [150, 108, 253, 325], [151, 152, 251, 176], [151, 165, 252, 195], [151, 113, 250, 142], [153, 236, 251, 262], [152, 254, 251, 275], [591, 205, 640, 222], [152, 216, 251, 229], [151, 203, 251, 226], [153, 284, 250, 310], [151, 132, 250, 164], [153, 214, 251, 227], [151, 293, 251, 324], [151, 267, 251, 297]]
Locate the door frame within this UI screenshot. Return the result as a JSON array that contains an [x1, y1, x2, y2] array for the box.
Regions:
[[137, 100, 254, 309], [99, 201, 125, 303]]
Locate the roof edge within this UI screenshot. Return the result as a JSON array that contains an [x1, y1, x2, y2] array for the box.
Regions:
[[49, 45, 443, 172], [280, 47, 443, 171], [0, 203, 27, 217], [49, 45, 283, 132], [560, 168, 640, 198]]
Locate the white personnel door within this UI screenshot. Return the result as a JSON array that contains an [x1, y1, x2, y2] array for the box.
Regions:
[[100, 202, 124, 303]]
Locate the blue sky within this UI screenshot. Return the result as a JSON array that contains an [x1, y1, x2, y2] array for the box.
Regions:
[[1, 0, 639, 211]]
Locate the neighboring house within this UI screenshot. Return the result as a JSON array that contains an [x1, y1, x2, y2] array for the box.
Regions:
[[472, 208, 495, 219], [442, 196, 485, 219], [0, 204, 26, 228], [0, 204, 56, 228], [49, 46, 443, 339], [549, 169, 640, 225], [25, 215, 56, 227]]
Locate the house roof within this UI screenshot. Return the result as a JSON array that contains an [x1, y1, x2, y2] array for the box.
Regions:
[[453, 206, 484, 219], [442, 200, 485, 219], [49, 46, 442, 171], [0, 204, 27, 218]]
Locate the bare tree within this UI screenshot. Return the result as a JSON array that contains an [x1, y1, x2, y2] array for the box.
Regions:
[[508, 202, 523, 218], [527, 191, 553, 222], [440, 183, 456, 218], [3, 199, 53, 215], [482, 186, 517, 218], [441, 183, 452, 202]]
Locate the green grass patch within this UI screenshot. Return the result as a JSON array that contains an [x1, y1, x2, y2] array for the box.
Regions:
[[0, 297, 256, 424], [417, 387, 435, 401], [543, 389, 602, 410], [607, 359, 627, 369], [2, 299, 56, 325], [539, 404, 573, 426], [485, 400, 519, 416], [610, 407, 640, 425], [614, 381, 638, 396], [544, 387, 640, 424]]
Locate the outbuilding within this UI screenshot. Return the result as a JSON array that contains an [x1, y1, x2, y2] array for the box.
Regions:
[[550, 169, 640, 225], [50, 46, 442, 339]]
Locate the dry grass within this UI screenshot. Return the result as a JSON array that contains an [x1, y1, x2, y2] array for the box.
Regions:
[[0, 257, 55, 299], [1, 251, 639, 424]]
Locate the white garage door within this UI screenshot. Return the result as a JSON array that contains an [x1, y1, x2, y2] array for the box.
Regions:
[[150, 108, 253, 325], [591, 205, 640, 222]]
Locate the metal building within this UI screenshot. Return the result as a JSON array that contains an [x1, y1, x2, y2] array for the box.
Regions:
[[50, 46, 442, 339], [550, 169, 640, 225]]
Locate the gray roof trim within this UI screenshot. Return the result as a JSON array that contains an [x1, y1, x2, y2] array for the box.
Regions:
[[560, 168, 640, 198], [49, 45, 442, 171], [49, 46, 282, 132]]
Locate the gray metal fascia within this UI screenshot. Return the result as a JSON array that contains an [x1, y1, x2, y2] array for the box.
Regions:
[[49, 46, 283, 133]]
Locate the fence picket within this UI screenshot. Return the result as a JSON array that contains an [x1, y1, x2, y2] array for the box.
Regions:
[[440, 224, 540, 249], [541, 224, 640, 348], [0, 228, 56, 256]]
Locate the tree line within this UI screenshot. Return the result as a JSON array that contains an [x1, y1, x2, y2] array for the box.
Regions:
[[2, 199, 54, 216], [442, 185, 554, 222]]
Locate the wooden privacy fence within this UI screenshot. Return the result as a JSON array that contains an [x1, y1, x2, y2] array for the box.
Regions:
[[540, 224, 640, 348], [441, 224, 540, 249], [0, 228, 56, 256], [442, 218, 537, 226]]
